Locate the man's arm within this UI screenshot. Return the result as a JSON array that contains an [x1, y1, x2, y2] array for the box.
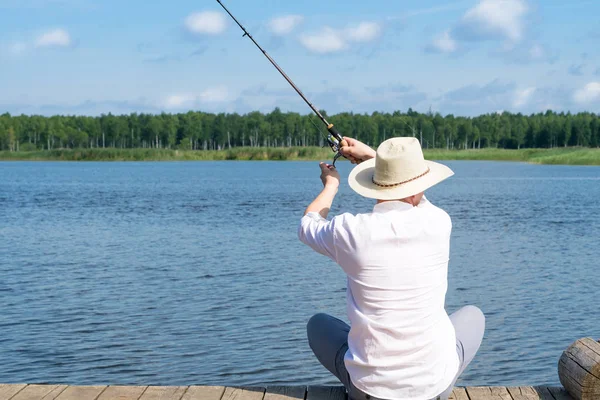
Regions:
[[298, 162, 341, 260], [304, 186, 338, 219], [303, 162, 340, 218], [298, 138, 373, 260]]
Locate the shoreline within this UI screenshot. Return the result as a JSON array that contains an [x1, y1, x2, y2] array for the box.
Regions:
[[0, 147, 599, 165]]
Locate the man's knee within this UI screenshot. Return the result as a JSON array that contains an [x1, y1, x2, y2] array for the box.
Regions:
[[451, 305, 485, 335], [461, 304, 484, 318], [307, 312, 330, 330], [307, 313, 330, 345], [455, 305, 486, 342], [464, 305, 485, 330]]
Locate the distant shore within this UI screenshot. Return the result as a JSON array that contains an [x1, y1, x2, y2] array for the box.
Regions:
[[0, 147, 599, 165]]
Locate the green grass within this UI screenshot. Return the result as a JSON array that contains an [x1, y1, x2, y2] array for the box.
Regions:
[[0, 147, 335, 162], [425, 147, 600, 165], [0, 147, 599, 165]]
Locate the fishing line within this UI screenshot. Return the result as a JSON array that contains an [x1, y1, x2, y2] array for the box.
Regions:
[[216, 0, 348, 166]]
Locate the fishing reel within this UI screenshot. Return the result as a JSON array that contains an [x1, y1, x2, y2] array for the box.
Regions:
[[326, 124, 346, 167]]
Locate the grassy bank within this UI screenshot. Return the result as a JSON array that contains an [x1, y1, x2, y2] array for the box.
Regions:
[[0, 147, 332, 162], [0, 147, 599, 165], [425, 147, 600, 165]]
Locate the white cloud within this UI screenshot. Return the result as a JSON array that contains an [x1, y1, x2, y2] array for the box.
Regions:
[[199, 86, 229, 103], [457, 0, 528, 43], [428, 31, 458, 53], [346, 22, 382, 42], [300, 22, 382, 54], [35, 28, 72, 48], [268, 15, 303, 35], [164, 94, 196, 109], [513, 87, 535, 108], [163, 87, 229, 109], [429, 0, 540, 58], [184, 11, 227, 35], [300, 27, 347, 54], [573, 82, 600, 104]]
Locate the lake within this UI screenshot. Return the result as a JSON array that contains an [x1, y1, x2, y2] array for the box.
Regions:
[[0, 160, 599, 388]]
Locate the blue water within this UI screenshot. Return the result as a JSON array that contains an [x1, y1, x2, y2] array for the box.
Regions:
[[1, 160, 599, 388]]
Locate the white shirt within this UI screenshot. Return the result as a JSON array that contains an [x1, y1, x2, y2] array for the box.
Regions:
[[298, 196, 460, 400]]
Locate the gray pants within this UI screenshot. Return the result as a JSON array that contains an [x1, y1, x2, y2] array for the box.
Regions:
[[307, 305, 485, 400]]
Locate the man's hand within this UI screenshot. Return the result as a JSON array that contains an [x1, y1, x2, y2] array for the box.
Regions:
[[339, 137, 377, 164], [319, 162, 340, 189]]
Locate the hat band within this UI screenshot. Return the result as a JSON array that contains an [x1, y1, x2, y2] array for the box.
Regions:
[[372, 167, 431, 188]]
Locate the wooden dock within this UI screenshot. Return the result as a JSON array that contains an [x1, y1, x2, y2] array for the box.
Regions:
[[0, 385, 576, 400]]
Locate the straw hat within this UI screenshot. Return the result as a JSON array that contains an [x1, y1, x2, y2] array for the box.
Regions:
[[348, 137, 454, 200]]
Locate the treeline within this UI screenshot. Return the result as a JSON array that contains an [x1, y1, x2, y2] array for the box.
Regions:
[[0, 108, 599, 152]]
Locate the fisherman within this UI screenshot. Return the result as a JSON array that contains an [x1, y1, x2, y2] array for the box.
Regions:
[[298, 136, 485, 400]]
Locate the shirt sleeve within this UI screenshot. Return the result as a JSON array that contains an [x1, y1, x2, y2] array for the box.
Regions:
[[298, 212, 346, 262]]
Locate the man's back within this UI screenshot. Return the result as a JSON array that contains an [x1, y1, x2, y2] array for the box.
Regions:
[[299, 197, 460, 399]]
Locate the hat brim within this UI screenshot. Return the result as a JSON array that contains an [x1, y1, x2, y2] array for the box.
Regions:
[[348, 159, 454, 200]]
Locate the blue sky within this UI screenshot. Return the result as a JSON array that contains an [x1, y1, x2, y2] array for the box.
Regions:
[[1, 0, 599, 117]]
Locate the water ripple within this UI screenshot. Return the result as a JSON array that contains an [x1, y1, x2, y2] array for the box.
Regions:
[[0, 161, 598, 388]]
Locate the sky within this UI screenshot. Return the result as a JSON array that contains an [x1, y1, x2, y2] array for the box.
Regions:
[[1, 0, 600, 117]]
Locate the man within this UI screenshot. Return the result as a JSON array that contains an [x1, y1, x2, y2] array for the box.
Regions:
[[298, 136, 485, 400]]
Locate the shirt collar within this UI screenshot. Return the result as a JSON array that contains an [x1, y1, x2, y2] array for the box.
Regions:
[[372, 195, 430, 213]]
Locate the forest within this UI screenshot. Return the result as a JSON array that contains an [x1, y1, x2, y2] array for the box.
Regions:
[[0, 108, 599, 152]]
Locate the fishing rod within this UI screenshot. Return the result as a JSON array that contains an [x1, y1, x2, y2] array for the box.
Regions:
[[215, 0, 348, 166]]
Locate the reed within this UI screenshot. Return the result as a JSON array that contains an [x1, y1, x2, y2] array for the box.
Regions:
[[0, 147, 599, 165]]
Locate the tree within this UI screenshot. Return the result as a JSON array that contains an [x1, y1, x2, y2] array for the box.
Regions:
[[7, 126, 16, 151], [510, 114, 527, 149], [1, 109, 599, 153]]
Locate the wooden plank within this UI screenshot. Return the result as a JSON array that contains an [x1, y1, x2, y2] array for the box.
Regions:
[[40, 386, 70, 400], [54, 386, 107, 400], [264, 386, 305, 400], [547, 387, 576, 400], [490, 387, 514, 400], [138, 386, 187, 400], [182, 386, 225, 400], [0, 385, 580, 400], [507, 387, 542, 400], [532, 387, 560, 400], [467, 386, 512, 400], [10, 385, 68, 400], [97, 386, 147, 400], [0, 384, 27, 400], [449, 387, 469, 400], [306, 386, 345, 400], [220, 387, 265, 400]]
